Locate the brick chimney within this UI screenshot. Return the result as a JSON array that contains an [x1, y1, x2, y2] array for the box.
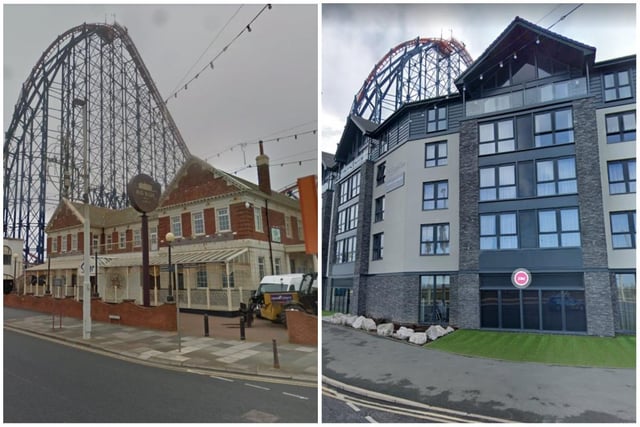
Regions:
[[256, 140, 271, 195]]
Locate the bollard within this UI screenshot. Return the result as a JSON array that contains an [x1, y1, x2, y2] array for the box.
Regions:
[[204, 313, 210, 337], [240, 316, 246, 341], [246, 310, 253, 328], [272, 339, 280, 369]]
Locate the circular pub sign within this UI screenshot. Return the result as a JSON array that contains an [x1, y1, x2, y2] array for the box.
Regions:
[[511, 268, 532, 289], [127, 174, 161, 213]]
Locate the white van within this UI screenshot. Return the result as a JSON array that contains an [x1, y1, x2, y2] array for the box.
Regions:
[[254, 274, 305, 297]]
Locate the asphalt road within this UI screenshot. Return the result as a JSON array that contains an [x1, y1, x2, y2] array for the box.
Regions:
[[323, 322, 636, 423], [4, 329, 317, 423]]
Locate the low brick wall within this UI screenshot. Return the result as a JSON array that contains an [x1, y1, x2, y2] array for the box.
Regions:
[[4, 294, 177, 331], [285, 310, 317, 346]]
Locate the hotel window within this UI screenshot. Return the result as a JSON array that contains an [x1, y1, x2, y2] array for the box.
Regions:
[[614, 273, 636, 332], [611, 211, 636, 249], [52, 237, 58, 253], [133, 229, 141, 247], [480, 165, 516, 201], [274, 258, 282, 275], [538, 208, 581, 248], [606, 111, 636, 143], [254, 207, 263, 232], [425, 141, 447, 167], [376, 162, 386, 186], [604, 70, 633, 102], [192, 211, 205, 235], [196, 266, 208, 288], [480, 213, 518, 250], [171, 215, 182, 237], [216, 207, 230, 232], [608, 159, 636, 194], [335, 236, 357, 264], [479, 119, 515, 155], [420, 223, 450, 255], [71, 234, 78, 251], [339, 173, 360, 204], [119, 231, 126, 249], [372, 233, 384, 261], [337, 205, 358, 233], [534, 108, 574, 147], [536, 157, 577, 196], [423, 181, 448, 210], [427, 107, 447, 132], [420, 275, 450, 323], [374, 196, 385, 222]]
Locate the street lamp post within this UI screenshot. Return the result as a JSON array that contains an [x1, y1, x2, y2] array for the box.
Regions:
[[73, 97, 91, 340], [165, 232, 175, 302], [13, 253, 18, 293]]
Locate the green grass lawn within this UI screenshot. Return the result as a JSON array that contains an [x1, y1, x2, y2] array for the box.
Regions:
[[322, 310, 335, 317], [428, 329, 636, 368]]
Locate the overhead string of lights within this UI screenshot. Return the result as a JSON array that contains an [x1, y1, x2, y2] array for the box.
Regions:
[[468, 4, 583, 91], [164, 4, 272, 104], [231, 157, 317, 176], [204, 127, 317, 162]]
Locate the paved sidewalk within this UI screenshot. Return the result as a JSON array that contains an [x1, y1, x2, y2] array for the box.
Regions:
[[4, 308, 317, 382]]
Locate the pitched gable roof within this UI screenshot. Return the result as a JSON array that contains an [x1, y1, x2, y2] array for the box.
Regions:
[[455, 16, 596, 90]]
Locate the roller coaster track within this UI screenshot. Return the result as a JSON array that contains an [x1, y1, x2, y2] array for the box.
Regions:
[[351, 37, 473, 123], [4, 22, 191, 263]]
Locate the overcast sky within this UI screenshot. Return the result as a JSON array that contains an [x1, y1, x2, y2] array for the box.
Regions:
[[321, 3, 637, 154], [3, 3, 318, 191]]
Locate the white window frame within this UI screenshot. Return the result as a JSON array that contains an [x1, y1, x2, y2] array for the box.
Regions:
[[171, 215, 183, 237], [134, 229, 141, 247], [285, 215, 292, 238], [52, 236, 58, 253], [254, 207, 263, 233], [119, 231, 126, 249], [216, 207, 231, 232], [192, 211, 205, 235], [61, 235, 67, 253], [71, 233, 78, 252]]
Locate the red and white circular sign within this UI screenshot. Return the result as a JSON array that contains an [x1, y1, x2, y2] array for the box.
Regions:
[[511, 268, 532, 289]]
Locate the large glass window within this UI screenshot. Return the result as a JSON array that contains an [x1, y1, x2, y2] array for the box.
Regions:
[[376, 162, 386, 186], [479, 119, 515, 155], [337, 205, 358, 233], [372, 233, 384, 261], [425, 141, 447, 167], [423, 181, 448, 210], [522, 290, 540, 329], [538, 208, 581, 248], [339, 173, 361, 204], [480, 165, 516, 201], [615, 273, 636, 332], [611, 211, 636, 249], [374, 196, 385, 222], [420, 223, 450, 255], [534, 108, 574, 147], [480, 213, 518, 250], [420, 275, 450, 323], [608, 159, 636, 194], [335, 236, 357, 264], [480, 290, 499, 328], [427, 107, 447, 132], [536, 157, 577, 196], [606, 111, 636, 143], [604, 71, 633, 102]]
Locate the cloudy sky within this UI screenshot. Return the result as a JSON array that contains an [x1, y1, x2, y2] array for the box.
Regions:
[[322, 3, 637, 154], [3, 3, 318, 191]]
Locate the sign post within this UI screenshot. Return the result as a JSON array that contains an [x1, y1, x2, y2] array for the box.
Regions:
[[127, 174, 161, 307]]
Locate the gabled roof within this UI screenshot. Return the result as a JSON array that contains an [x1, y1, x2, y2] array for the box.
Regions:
[[334, 114, 378, 163], [322, 152, 337, 170], [160, 155, 300, 210], [455, 16, 596, 90], [46, 198, 153, 232]]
